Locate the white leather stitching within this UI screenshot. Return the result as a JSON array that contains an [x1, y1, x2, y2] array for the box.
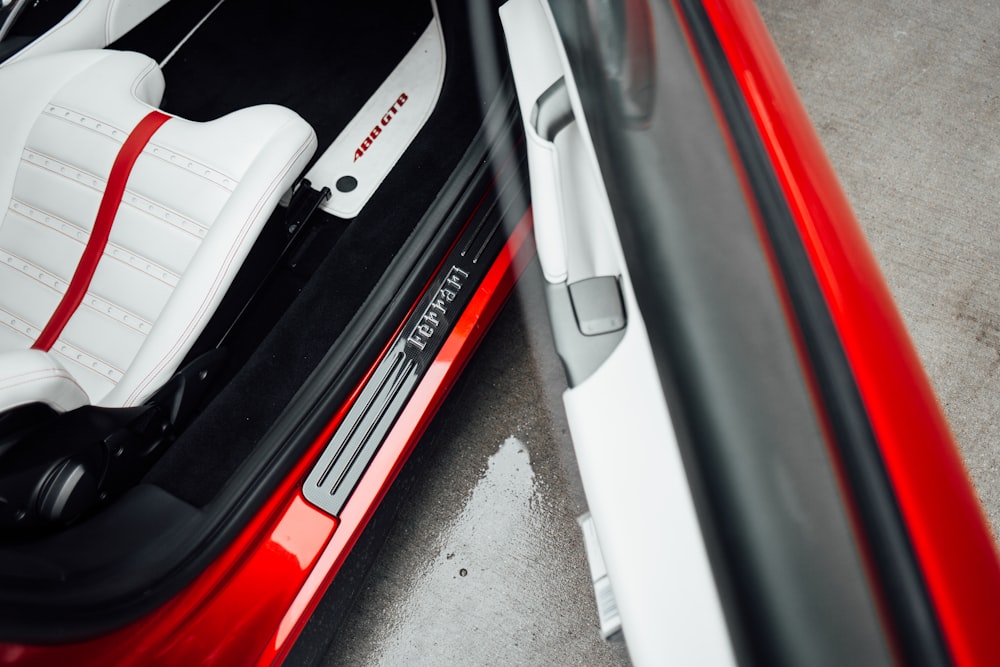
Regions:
[[0, 306, 38, 342], [20, 147, 210, 240], [38, 106, 239, 192], [103, 243, 179, 288], [8, 199, 182, 287], [0, 367, 87, 412], [54, 342, 123, 382], [43, 103, 133, 143], [0, 247, 71, 302], [0, 246, 154, 335], [9, 197, 95, 247], [77, 292, 153, 336], [21, 148, 104, 195], [119, 191, 209, 239], [145, 141, 239, 192]]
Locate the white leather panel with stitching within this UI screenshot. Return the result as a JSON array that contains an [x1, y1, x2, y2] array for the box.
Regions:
[[0, 49, 317, 411]]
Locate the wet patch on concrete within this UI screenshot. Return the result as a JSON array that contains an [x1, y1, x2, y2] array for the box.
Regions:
[[321, 265, 630, 666], [346, 437, 559, 663]]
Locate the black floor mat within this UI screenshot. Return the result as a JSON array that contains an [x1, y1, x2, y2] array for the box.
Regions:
[[110, 0, 220, 62], [144, 0, 498, 507], [116, 0, 432, 154]]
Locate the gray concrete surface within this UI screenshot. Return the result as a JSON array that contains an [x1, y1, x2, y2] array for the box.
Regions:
[[323, 262, 630, 666], [757, 0, 1000, 536], [320, 2, 998, 664]]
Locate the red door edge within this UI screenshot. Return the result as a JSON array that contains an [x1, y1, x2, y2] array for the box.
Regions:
[[263, 209, 535, 665], [699, 1, 1000, 664]]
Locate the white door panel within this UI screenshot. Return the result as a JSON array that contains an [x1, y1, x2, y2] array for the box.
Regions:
[[500, 0, 736, 663]]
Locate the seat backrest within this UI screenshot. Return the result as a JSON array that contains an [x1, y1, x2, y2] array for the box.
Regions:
[[0, 50, 317, 409]]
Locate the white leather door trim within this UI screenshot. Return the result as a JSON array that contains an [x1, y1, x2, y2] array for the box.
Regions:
[[500, 1, 738, 664]]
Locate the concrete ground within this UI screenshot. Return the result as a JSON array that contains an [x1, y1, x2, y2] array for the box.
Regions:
[[313, 262, 630, 666], [313, 1, 999, 664], [757, 0, 1000, 535]]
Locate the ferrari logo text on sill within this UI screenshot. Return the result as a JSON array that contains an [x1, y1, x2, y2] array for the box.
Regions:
[[407, 266, 470, 351]]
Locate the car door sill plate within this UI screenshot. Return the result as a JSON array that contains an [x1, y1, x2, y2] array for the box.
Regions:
[[302, 151, 527, 516], [578, 512, 622, 640], [305, 3, 446, 219]]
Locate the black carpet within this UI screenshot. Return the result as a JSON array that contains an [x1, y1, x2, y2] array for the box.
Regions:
[[144, 0, 494, 507], [117, 0, 432, 155]]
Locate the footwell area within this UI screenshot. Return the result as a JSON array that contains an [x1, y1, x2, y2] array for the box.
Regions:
[[114, 0, 432, 153], [139, 0, 494, 506]]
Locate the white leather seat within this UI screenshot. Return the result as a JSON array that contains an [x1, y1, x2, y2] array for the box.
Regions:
[[0, 49, 317, 413]]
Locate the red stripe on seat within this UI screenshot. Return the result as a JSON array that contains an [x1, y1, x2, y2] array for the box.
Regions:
[[33, 110, 171, 352]]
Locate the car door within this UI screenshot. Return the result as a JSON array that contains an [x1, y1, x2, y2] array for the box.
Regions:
[[500, 0, 1000, 665]]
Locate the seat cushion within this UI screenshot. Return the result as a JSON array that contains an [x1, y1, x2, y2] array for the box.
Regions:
[[0, 50, 317, 410], [0, 349, 89, 413]]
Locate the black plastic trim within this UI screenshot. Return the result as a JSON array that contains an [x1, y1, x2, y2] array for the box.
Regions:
[[671, 2, 950, 664]]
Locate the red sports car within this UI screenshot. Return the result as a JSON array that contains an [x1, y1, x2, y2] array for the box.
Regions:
[[0, 0, 996, 664]]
